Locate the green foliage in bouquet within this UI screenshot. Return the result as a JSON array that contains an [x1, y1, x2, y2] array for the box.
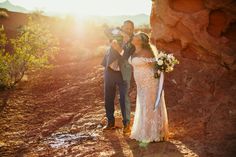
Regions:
[[154, 51, 179, 78], [0, 14, 59, 89]]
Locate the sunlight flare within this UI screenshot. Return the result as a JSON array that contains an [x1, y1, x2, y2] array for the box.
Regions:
[[8, 0, 151, 16]]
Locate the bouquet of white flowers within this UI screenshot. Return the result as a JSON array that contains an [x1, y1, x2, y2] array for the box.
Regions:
[[154, 51, 179, 78]]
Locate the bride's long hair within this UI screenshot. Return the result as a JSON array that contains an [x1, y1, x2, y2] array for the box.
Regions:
[[136, 32, 158, 57]]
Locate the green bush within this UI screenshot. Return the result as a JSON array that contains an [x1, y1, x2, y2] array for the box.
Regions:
[[0, 15, 59, 89], [0, 11, 9, 18], [0, 26, 9, 88]]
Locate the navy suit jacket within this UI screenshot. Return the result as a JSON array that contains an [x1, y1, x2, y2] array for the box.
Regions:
[[101, 42, 135, 81]]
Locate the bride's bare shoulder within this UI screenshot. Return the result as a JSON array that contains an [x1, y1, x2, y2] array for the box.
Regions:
[[141, 50, 155, 58]]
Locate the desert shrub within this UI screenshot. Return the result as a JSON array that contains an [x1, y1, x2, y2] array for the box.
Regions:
[[0, 10, 9, 18], [0, 15, 59, 89], [0, 8, 8, 12], [0, 26, 9, 88], [0, 26, 7, 50]]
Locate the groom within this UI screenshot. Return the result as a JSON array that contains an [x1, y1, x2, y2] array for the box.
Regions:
[[101, 20, 135, 134]]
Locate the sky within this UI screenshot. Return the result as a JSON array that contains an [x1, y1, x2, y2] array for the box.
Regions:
[[2, 0, 152, 16]]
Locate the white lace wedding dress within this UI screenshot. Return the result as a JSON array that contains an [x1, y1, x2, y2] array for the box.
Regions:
[[128, 56, 169, 142]]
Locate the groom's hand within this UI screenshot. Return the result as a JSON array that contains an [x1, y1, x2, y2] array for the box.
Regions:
[[111, 40, 123, 54]]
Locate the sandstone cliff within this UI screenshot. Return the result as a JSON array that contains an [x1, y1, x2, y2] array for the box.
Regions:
[[150, 0, 236, 156]]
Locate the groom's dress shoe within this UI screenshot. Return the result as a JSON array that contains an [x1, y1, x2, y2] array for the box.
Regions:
[[102, 122, 115, 131], [123, 123, 131, 135]]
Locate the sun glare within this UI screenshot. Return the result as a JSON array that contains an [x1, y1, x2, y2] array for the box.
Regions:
[[9, 0, 152, 17]]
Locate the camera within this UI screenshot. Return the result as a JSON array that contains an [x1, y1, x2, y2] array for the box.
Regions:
[[104, 27, 124, 46]]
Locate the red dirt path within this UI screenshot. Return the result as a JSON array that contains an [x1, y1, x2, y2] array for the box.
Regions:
[[0, 55, 204, 157]]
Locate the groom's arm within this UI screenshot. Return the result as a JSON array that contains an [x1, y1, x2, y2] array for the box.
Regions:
[[108, 40, 124, 63], [111, 40, 124, 55], [107, 45, 124, 71], [122, 43, 135, 60], [109, 33, 134, 61], [109, 39, 135, 66], [105, 46, 123, 70]]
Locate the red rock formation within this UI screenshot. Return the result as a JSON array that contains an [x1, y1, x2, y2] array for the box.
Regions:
[[151, 0, 236, 156]]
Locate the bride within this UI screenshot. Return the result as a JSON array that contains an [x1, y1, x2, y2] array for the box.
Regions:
[[128, 32, 169, 143]]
